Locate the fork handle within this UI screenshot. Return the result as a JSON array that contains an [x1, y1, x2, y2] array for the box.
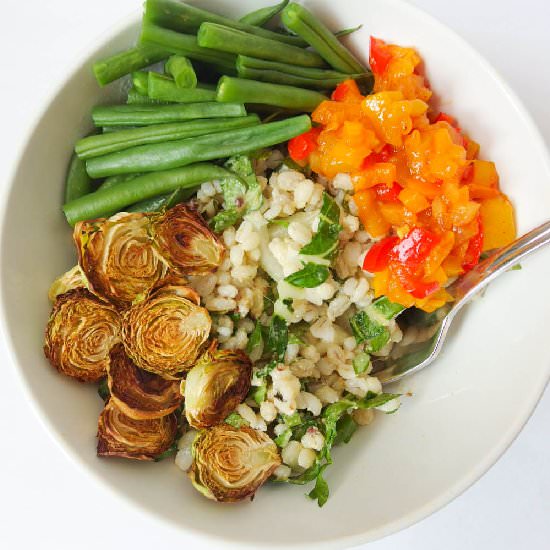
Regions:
[[452, 220, 550, 306]]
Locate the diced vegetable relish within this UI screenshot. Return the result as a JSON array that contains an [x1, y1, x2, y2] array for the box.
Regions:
[[288, 37, 516, 312]]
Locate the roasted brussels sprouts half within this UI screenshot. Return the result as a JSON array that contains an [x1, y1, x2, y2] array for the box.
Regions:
[[189, 424, 281, 502], [107, 344, 182, 420], [185, 344, 252, 429], [48, 265, 87, 302], [74, 212, 169, 308], [152, 204, 224, 275], [97, 400, 177, 460], [44, 288, 120, 382], [122, 282, 211, 378]]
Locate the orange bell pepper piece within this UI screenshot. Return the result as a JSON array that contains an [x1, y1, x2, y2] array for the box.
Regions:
[[479, 194, 516, 250]]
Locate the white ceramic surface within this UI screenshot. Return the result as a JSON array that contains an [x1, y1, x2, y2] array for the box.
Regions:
[[1, 0, 549, 548]]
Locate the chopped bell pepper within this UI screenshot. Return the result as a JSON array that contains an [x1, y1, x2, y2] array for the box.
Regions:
[[362, 236, 399, 272], [369, 37, 393, 75]]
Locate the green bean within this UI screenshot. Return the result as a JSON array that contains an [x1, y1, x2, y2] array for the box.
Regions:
[[65, 153, 93, 203], [197, 23, 325, 68], [140, 21, 237, 75], [281, 3, 365, 73], [148, 73, 216, 103], [165, 55, 197, 88], [99, 173, 141, 192], [132, 72, 150, 95], [64, 164, 236, 225], [76, 115, 260, 159], [86, 115, 311, 178], [216, 77, 325, 112], [236, 55, 372, 90], [93, 44, 169, 86], [239, 0, 289, 26], [92, 102, 247, 127], [126, 186, 198, 213], [144, 0, 305, 47], [127, 87, 170, 105], [335, 25, 362, 38]]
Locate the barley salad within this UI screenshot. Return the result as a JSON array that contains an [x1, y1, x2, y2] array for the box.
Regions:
[[44, 0, 516, 506]]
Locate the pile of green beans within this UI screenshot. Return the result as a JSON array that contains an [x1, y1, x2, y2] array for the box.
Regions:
[[197, 23, 325, 69], [76, 115, 260, 159], [281, 3, 365, 73], [93, 44, 169, 87], [91, 102, 246, 127], [239, 0, 289, 27], [64, 0, 373, 225], [140, 21, 237, 75], [236, 55, 372, 90], [147, 73, 216, 103], [216, 77, 326, 112], [165, 55, 198, 88], [144, 0, 305, 47], [63, 164, 237, 224], [86, 115, 311, 178]]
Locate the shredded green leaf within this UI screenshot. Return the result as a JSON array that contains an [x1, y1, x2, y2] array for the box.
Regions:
[[285, 262, 330, 288], [97, 378, 110, 401], [274, 428, 292, 448], [224, 412, 249, 428], [266, 315, 288, 363], [371, 296, 405, 320], [350, 311, 390, 352], [300, 193, 342, 259]]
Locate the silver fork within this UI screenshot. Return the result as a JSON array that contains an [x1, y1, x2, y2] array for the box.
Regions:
[[371, 220, 550, 384]]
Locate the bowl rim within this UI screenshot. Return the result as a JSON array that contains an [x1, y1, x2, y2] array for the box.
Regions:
[[1, 0, 549, 548]]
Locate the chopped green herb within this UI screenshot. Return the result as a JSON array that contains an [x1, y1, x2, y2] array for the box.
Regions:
[[246, 321, 264, 355], [210, 208, 241, 232], [224, 412, 249, 428], [300, 193, 342, 259], [98, 378, 110, 401], [371, 296, 405, 320], [510, 263, 522, 271], [350, 311, 390, 352], [251, 384, 267, 404], [274, 428, 292, 448], [284, 262, 330, 288], [307, 471, 329, 507], [282, 297, 294, 312], [266, 314, 288, 362], [255, 360, 277, 378], [154, 442, 178, 462], [283, 412, 302, 427], [334, 414, 358, 445], [352, 352, 371, 375]]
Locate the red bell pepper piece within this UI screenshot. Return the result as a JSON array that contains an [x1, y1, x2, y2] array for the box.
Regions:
[[374, 182, 402, 202], [393, 265, 440, 299], [390, 227, 441, 265], [462, 217, 484, 272], [331, 82, 349, 101], [287, 127, 321, 162], [369, 37, 393, 75], [362, 236, 399, 272], [361, 145, 394, 170]]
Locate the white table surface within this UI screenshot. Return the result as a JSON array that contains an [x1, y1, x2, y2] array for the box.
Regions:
[[1, 0, 549, 548]]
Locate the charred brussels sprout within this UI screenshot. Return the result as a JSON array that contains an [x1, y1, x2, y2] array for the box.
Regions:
[[97, 400, 178, 461], [189, 424, 281, 502], [107, 344, 182, 420], [48, 265, 88, 302], [152, 203, 224, 275], [44, 288, 121, 382], [185, 344, 252, 429], [74, 212, 169, 308], [122, 281, 211, 379]]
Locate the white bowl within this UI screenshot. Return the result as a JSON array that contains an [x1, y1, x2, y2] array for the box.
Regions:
[[1, 0, 550, 548]]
